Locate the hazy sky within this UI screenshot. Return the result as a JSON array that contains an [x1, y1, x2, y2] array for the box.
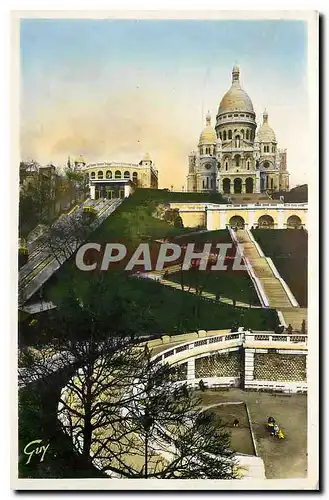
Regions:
[[20, 18, 309, 189]]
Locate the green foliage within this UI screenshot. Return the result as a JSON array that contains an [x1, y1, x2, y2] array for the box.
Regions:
[[40, 272, 277, 344], [169, 270, 260, 305]]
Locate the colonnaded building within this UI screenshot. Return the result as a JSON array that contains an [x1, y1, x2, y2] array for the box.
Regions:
[[187, 66, 290, 195], [68, 152, 158, 200]]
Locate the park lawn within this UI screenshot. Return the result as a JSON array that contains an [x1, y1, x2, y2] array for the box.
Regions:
[[169, 269, 260, 306], [169, 229, 260, 305], [43, 270, 277, 338], [38, 191, 275, 338], [251, 229, 307, 307], [171, 229, 233, 245]]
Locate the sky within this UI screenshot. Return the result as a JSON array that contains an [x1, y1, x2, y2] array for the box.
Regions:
[[20, 18, 309, 189]]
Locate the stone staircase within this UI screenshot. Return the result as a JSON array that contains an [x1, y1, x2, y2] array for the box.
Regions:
[[235, 230, 307, 330]]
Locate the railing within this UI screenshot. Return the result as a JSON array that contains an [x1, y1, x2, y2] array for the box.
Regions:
[[244, 332, 307, 346], [151, 330, 307, 365], [152, 331, 245, 364]]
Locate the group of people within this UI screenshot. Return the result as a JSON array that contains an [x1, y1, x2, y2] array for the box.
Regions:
[[267, 416, 285, 439], [275, 319, 306, 335]]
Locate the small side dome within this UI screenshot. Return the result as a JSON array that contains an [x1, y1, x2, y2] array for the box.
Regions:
[[142, 152, 152, 162], [75, 154, 86, 164], [199, 112, 217, 145], [257, 110, 276, 142]]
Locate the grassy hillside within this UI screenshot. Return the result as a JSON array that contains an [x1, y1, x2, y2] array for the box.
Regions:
[[251, 229, 307, 307], [37, 191, 278, 336]]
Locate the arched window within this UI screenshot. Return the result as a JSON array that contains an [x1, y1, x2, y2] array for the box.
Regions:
[[228, 130, 232, 140], [235, 155, 240, 167], [241, 129, 245, 139], [200, 147, 203, 155], [115, 170, 121, 179], [219, 132, 222, 140], [98, 171, 103, 179], [225, 160, 229, 171], [270, 178, 274, 189], [246, 130, 250, 140], [124, 171, 130, 179], [106, 170, 112, 179], [90, 172, 95, 179], [272, 145, 276, 153], [247, 160, 250, 170], [132, 172, 138, 182], [223, 131, 227, 141]]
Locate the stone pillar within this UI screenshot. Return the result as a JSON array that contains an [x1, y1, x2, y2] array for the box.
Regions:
[[230, 181, 234, 194], [248, 209, 256, 228], [90, 185, 96, 200], [219, 210, 227, 229], [124, 184, 131, 198], [206, 209, 214, 230], [242, 182, 246, 194], [255, 175, 260, 193], [187, 357, 195, 382], [277, 209, 284, 229]]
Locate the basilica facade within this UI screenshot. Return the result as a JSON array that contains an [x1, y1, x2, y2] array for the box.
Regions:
[[187, 66, 289, 194]]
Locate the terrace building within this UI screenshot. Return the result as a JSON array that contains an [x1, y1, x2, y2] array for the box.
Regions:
[[68, 153, 158, 200], [187, 66, 290, 195]]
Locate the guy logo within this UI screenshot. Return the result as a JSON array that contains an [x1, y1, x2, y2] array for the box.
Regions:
[[23, 439, 50, 465]]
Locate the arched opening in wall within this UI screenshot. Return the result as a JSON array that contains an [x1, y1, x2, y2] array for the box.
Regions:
[[106, 170, 112, 179], [225, 159, 229, 171], [235, 135, 241, 148], [219, 132, 222, 140], [223, 131, 227, 141], [234, 155, 241, 167], [241, 129, 245, 139], [124, 171, 130, 179], [115, 170, 121, 179], [229, 215, 245, 229], [98, 171, 103, 179], [90, 172, 95, 179], [228, 130, 232, 140], [270, 178, 274, 189], [233, 178, 242, 193], [246, 129, 250, 140], [286, 215, 302, 229], [222, 178, 231, 194], [258, 214, 275, 229], [246, 177, 254, 193]]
